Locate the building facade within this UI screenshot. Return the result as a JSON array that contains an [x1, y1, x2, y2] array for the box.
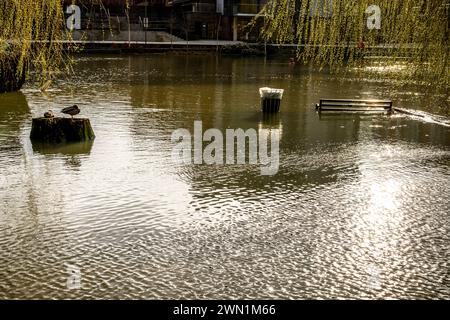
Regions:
[[64, 0, 268, 41]]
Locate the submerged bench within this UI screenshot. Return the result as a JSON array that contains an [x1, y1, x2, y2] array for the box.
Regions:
[[316, 99, 393, 113]]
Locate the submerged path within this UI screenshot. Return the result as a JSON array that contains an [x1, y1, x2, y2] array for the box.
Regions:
[[61, 40, 418, 54]]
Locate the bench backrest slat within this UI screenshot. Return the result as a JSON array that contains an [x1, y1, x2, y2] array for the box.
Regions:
[[317, 99, 393, 112]]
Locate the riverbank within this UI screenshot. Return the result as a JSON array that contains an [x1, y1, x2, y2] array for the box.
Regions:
[[69, 40, 423, 59], [71, 40, 294, 56]]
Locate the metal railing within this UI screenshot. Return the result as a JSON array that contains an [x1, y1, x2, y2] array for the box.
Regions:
[[139, 17, 173, 30]]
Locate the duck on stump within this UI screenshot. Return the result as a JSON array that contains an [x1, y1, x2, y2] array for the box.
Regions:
[[30, 105, 95, 144], [44, 110, 54, 118], [61, 105, 80, 119]]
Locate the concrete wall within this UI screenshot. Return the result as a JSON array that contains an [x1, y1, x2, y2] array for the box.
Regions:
[[71, 30, 184, 42]]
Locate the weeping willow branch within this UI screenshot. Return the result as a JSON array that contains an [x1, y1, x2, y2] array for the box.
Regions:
[[0, 0, 73, 90], [0, 0, 130, 92], [258, 0, 449, 89]]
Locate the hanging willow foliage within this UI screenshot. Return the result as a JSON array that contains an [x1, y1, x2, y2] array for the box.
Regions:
[[0, 0, 130, 92], [257, 0, 449, 89], [0, 0, 73, 91]]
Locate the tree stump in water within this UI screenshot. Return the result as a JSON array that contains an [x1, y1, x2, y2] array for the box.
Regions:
[[30, 117, 95, 143]]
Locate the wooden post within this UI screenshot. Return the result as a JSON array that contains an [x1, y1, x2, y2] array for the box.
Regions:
[[30, 117, 95, 143]]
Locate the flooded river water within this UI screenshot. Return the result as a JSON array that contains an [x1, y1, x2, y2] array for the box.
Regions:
[[0, 54, 449, 299]]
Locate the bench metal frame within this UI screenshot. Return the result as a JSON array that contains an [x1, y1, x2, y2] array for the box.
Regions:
[[316, 99, 393, 113]]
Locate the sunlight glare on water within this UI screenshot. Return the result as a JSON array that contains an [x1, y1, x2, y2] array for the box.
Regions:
[[0, 54, 449, 299]]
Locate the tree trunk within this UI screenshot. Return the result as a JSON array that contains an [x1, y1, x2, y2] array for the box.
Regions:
[[30, 117, 95, 143], [0, 53, 26, 93]]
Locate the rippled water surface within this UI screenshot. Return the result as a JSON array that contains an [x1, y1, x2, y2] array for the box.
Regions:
[[0, 55, 449, 299]]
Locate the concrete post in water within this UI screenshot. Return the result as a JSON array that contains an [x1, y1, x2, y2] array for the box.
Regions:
[[259, 87, 284, 113], [30, 117, 95, 143]]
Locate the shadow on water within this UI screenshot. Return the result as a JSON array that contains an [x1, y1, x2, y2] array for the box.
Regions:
[[0, 91, 29, 114], [31, 141, 94, 170], [0, 91, 30, 129], [259, 112, 282, 129], [0, 92, 30, 154]]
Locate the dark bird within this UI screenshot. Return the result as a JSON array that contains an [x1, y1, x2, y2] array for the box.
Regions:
[[44, 110, 54, 118], [61, 105, 80, 119]]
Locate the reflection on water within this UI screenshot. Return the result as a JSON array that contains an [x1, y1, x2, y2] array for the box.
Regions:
[[32, 141, 94, 156], [0, 54, 449, 299], [0, 91, 29, 114], [259, 112, 283, 133], [31, 141, 94, 171], [0, 92, 30, 154]]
